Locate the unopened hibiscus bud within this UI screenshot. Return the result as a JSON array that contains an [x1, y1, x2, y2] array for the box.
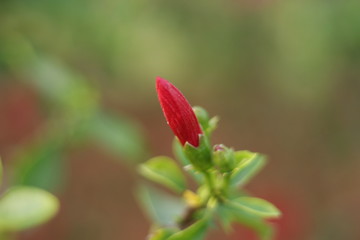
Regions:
[[156, 77, 213, 171], [156, 77, 202, 147]]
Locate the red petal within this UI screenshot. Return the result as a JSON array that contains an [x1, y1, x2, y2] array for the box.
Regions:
[[156, 77, 202, 147]]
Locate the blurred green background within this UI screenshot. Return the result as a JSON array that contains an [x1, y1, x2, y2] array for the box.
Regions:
[[0, 0, 359, 239]]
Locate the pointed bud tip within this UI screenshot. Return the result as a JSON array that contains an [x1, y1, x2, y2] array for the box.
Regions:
[[156, 76, 165, 82], [156, 76, 168, 88], [156, 76, 172, 97]]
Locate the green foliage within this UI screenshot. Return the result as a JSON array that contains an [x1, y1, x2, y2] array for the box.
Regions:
[[0, 159, 59, 236], [193, 106, 219, 137], [166, 217, 210, 240], [229, 197, 281, 218], [137, 185, 186, 226], [193, 106, 210, 131], [230, 151, 266, 187], [219, 204, 274, 240], [139, 156, 186, 193], [90, 113, 145, 162], [139, 107, 281, 240], [13, 139, 65, 192], [27, 56, 146, 163], [0, 186, 59, 232], [149, 228, 176, 240], [2, 54, 146, 198], [0, 14, 147, 237]]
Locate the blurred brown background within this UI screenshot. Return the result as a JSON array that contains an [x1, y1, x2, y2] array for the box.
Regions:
[[0, 0, 359, 239]]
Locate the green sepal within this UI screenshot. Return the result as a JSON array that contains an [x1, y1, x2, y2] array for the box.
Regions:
[[184, 135, 212, 172], [173, 139, 204, 184], [139, 156, 186, 193]]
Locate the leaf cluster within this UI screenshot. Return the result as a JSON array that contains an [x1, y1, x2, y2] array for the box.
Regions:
[[139, 107, 281, 240]]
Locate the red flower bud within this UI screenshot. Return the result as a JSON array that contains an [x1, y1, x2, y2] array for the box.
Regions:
[[156, 77, 202, 147]]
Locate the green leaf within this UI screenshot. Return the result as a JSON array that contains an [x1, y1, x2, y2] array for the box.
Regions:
[[12, 139, 65, 192], [233, 151, 256, 165], [0, 186, 59, 231], [137, 185, 186, 226], [220, 203, 274, 240], [167, 217, 210, 240], [207, 116, 219, 135], [192, 106, 219, 136], [193, 106, 210, 131], [90, 113, 145, 162], [217, 205, 233, 233], [139, 156, 186, 193], [148, 228, 176, 240], [230, 152, 266, 187], [29, 56, 98, 115], [231, 197, 281, 218]]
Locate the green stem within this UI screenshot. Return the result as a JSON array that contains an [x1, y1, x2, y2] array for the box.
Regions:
[[204, 171, 215, 195], [223, 173, 231, 195]]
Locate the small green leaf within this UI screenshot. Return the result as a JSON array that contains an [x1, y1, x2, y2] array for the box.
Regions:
[[0, 186, 59, 231], [139, 156, 186, 193], [193, 106, 210, 131], [192, 106, 219, 136], [230, 152, 266, 187], [231, 197, 281, 218], [137, 185, 186, 226], [233, 151, 256, 165], [207, 116, 219, 135], [167, 217, 210, 240], [221, 203, 274, 240], [217, 205, 233, 233]]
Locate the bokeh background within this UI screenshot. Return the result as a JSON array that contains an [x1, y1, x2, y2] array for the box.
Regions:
[[1, 0, 360, 239]]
